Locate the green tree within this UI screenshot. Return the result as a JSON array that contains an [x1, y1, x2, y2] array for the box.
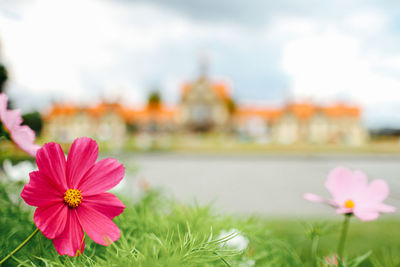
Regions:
[[22, 111, 43, 136], [148, 91, 162, 109], [0, 64, 8, 93], [226, 98, 236, 114]]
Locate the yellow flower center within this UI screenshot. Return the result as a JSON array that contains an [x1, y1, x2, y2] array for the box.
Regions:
[[64, 189, 82, 208], [344, 200, 355, 209]]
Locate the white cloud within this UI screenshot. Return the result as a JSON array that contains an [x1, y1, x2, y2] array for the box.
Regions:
[[0, 0, 116, 96], [280, 21, 400, 126], [266, 17, 318, 41], [0, 0, 245, 110], [345, 10, 387, 34], [0, 1, 400, 127]]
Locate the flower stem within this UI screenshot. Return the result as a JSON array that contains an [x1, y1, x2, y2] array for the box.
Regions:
[[311, 235, 319, 267], [337, 214, 351, 260], [0, 228, 39, 264]]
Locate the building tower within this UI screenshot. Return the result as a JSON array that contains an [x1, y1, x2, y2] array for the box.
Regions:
[[179, 54, 231, 132]]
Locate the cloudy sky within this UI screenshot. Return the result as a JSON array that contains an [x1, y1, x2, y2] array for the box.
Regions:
[[0, 0, 400, 128]]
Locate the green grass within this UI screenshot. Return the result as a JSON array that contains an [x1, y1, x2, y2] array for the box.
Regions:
[[1, 180, 400, 266], [4, 134, 400, 157], [121, 134, 400, 155]]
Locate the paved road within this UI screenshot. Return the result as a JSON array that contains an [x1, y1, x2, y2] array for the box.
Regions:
[[118, 154, 400, 217]]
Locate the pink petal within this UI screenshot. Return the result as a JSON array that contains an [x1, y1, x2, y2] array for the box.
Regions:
[[336, 207, 352, 214], [0, 93, 9, 121], [0, 93, 40, 156], [77, 204, 121, 246], [377, 203, 396, 213], [53, 209, 85, 257], [0, 94, 21, 131], [36, 143, 68, 191], [21, 171, 64, 207], [325, 167, 367, 204], [365, 179, 390, 203], [66, 137, 98, 188], [79, 158, 125, 196], [303, 193, 326, 203], [11, 125, 40, 156], [34, 203, 68, 239], [82, 192, 125, 220], [303, 193, 337, 208], [2, 109, 23, 131], [353, 208, 380, 221]]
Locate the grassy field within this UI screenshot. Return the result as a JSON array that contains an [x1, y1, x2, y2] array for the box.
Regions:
[[2, 135, 400, 159], [121, 134, 400, 155], [1, 180, 400, 266]]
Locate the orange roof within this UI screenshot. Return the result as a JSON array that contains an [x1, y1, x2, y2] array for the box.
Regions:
[[286, 103, 316, 120], [44, 100, 361, 124], [236, 102, 361, 122], [181, 80, 231, 100], [87, 102, 125, 118], [44, 101, 178, 124], [212, 83, 230, 100], [44, 103, 79, 120], [45, 102, 127, 121], [123, 105, 177, 124], [322, 104, 360, 118], [236, 107, 282, 121], [285, 102, 361, 120]]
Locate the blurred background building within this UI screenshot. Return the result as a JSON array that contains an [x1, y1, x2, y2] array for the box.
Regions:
[[42, 67, 367, 146], [3, 0, 400, 151]]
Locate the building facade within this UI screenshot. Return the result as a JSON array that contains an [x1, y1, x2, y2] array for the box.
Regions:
[[179, 76, 232, 132], [42, 77, 368, 146]]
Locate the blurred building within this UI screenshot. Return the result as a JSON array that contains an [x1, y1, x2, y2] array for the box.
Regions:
[[124, 104, 177, 133], [42, 102, 127, 146], [236, 103, 367, 145], [179, 77, 232, 132], [42, 77, 367, 146]]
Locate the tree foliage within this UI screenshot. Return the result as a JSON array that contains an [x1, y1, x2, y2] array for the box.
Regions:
[[147, 91, 162, 108], [0, 64, 8, 93], [22, 112, 43, 136]]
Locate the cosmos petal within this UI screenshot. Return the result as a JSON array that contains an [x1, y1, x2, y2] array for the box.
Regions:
[[77, 204, 121, 246], [2, 109, 23, 131], [353, 209, 380, 221], [325, 167, 367, 204], [66, 137, 98, 188], [82, 192, 125, 220], [53, 209, 85, 257], [11, 125, 40, 156], [303, 193, 327, 203], [34, 203, 68, 239], [377, 203, 396, 213], [335, 207, 352, 214], [365, 179, 390, 203], [0, 93, 41, 156], [303, 193, 337, 207], [36, 143, 68, 191], [79, 158, 125, 196], [21, 171, 64, 207]]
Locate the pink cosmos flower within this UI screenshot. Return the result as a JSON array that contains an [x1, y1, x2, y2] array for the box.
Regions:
[[324, 254, 339, 266], [0, 93, 40, 156], [304, 166, 395, 221], [21, 137, 125, 256]]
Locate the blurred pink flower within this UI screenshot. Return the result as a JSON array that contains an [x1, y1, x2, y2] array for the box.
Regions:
[[21, 137, 125, 256], [304, 166, 395, 221], [0, 93, 40, 156], [324, 254, 339, 266]]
